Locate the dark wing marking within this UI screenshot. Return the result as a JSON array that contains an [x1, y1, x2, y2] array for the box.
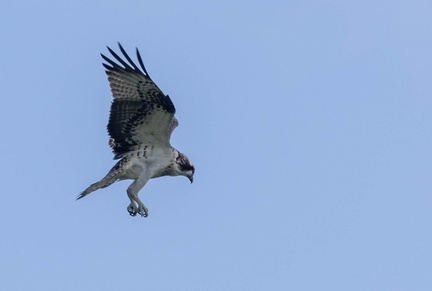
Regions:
[[101, 43, 177, 159]]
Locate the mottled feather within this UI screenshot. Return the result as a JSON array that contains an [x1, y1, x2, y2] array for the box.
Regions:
[[102, 43, 176, 158]]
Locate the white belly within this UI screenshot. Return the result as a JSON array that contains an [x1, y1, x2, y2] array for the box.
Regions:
[[119, 147, 173, 180]]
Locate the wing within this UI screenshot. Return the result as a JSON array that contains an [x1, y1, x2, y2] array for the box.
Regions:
[[101, 43, 177, 159]]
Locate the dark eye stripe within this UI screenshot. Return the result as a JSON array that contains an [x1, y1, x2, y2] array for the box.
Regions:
[[180, 164, 194, 172]]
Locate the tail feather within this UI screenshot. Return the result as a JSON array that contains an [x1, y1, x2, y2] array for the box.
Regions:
[[77, 156, 131, 200], [76, 175, 118, 200]]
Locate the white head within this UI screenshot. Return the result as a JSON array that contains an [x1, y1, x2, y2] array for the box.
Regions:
[[175, 152, 195, 183]]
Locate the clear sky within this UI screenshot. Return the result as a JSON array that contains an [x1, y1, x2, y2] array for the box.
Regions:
[[1, 0, 431, 290]]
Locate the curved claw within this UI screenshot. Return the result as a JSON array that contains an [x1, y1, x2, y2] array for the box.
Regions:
[[129, 210, 137, 216], [127, 201, 148, 217], [138, 204, 148, 217], [127, 203, 138, 216]]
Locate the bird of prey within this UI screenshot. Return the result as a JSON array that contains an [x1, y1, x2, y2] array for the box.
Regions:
[[77, 43, 195, 217]]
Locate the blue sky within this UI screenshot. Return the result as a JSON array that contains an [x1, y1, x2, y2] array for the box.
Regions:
[[1, 0, 432, 290]]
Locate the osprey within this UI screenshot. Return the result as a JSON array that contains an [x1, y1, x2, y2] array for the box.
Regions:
[[78, 43, 195, 217]]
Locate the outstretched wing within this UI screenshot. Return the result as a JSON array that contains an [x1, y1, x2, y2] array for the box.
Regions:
[[101, 43, 177, 159]]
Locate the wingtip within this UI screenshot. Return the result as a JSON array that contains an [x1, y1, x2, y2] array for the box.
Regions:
[[135, 47, 151, 78], [106, 46, 116, 56]]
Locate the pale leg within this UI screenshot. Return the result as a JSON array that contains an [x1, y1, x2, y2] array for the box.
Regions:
[[126, 177, 149, 217]]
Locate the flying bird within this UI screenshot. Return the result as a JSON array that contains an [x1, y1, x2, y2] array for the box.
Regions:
[[77, 43, 195, 217]]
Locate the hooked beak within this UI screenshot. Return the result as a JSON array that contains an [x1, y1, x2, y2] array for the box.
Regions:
[[188, 176, 194, 184]]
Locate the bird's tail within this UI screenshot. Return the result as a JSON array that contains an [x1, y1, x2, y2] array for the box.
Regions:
[[76, 175, 118, 200], [77, 158, 129, 200]]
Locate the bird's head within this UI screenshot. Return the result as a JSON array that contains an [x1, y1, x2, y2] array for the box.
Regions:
[[176, 152, 195, 183]]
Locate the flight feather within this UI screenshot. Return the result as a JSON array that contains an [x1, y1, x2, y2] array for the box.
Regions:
[[101, 43, 176, 159]]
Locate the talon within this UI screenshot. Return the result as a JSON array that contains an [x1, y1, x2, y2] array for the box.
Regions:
[[127, 199, 148, 217], [127, 203, 138, 216], [129, 210, 137, 216], [137, 204, 148, 218], [138, 209, 148, 217]]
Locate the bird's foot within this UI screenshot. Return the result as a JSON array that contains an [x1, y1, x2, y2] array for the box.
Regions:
[[127, 202, 148, 217], [137, 202, 148, 218], [127, 203, 138, 216]]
